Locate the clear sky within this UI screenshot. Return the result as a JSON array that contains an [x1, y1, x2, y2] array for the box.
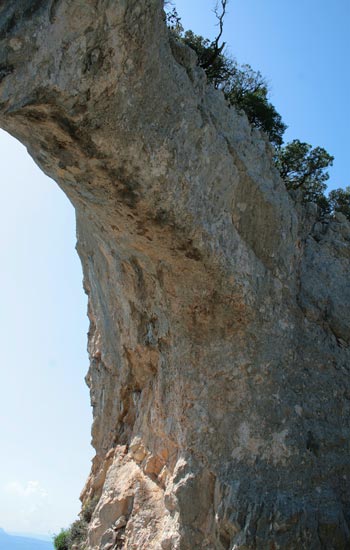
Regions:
[[0, 0, 348, 538], [0, 132, 92, 538]]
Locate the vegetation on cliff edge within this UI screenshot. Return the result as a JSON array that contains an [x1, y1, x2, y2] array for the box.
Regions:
[[166, 3, 350, 221], [53, 497, 98, 550]]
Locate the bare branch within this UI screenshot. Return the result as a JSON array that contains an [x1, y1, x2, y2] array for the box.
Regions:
[[201, 0, 228, 70], [213, 0, 228, 52]]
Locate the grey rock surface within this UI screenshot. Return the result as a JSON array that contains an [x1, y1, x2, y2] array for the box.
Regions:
[[0, 1, 349, 548]]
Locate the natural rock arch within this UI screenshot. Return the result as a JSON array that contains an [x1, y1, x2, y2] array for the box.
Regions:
[[1, 1, 350, 548]]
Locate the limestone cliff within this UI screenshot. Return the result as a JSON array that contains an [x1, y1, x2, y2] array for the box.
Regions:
[[1, 2, 349, 548]]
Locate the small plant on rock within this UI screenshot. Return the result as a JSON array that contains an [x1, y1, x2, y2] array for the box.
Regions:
[[53, 495, 98, 550], [53, 529, 70, 550]]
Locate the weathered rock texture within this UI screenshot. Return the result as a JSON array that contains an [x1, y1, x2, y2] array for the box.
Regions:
[[1, 2, 350, 548]]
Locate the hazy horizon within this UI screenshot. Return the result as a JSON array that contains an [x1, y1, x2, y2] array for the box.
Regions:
[[7, 530, 53, 541], [0, 528, 54, 549]]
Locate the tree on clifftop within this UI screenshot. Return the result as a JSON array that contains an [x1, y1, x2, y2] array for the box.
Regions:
[[328, 187, 350, 220], [275, 139, 334, 206], [167, 4, 350, 220], [223, 64, 286, 147], [177, 29, 287, 147]]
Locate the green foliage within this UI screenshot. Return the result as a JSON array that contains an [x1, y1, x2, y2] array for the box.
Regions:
[[183, 31, 287, 146], [69, 519, 87, 546], [53, 530, 70, 550], [237, 92, 286, 147], [182, 30, 232, 88], [53, 518, 90, 550], [53, 495, 98, 550], [328, 187, 350, 220], [224, 72, 286, 146], [167, 11, 287, 147], [166, 5, 349, 219], [275, 139, 334, 205], [81, 495, 99, 523], [276, 144, 350, 220]]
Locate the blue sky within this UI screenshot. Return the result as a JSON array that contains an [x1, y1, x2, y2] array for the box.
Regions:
[[0, 0, 348, 537], [174, 0, 349, 188], [0, 133, 92, 536]]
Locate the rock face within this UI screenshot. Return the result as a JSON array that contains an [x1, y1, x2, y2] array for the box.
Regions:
[[1, 2, 350, 548]]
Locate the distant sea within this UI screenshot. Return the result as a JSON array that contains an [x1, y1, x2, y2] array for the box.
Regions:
[[0, 528, 54, 549]]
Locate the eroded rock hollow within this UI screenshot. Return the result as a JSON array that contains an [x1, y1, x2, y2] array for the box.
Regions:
[[1, 1, 350, 548]]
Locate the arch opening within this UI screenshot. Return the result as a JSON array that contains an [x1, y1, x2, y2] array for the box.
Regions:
[[0, 129, 92, 539]]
